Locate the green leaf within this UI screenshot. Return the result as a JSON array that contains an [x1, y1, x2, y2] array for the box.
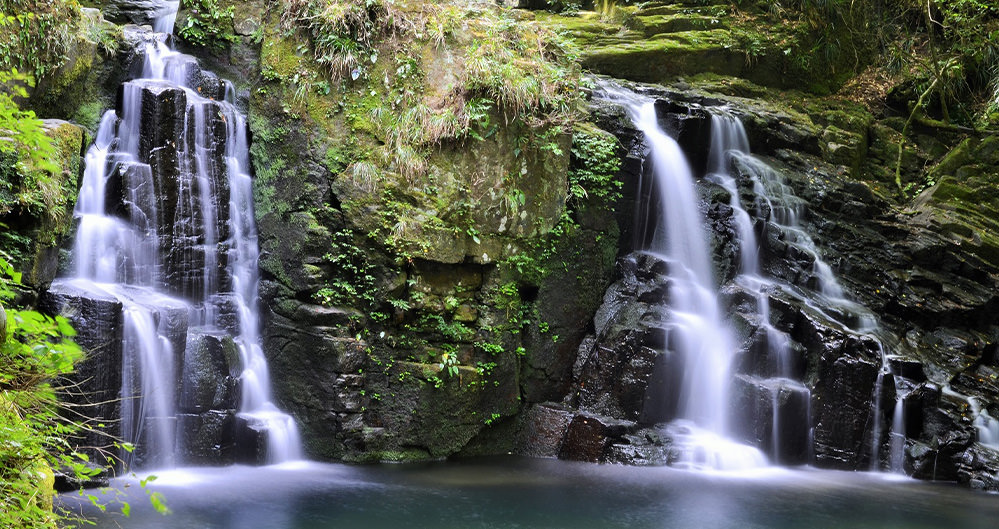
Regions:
[[149, 492, 171, 515]]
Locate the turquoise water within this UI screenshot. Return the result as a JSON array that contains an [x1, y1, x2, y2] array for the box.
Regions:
[[60, 457, 999, 529]]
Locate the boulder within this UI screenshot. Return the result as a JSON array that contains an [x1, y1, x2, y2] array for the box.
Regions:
[[103, 0, 177, 27], [235, 414, 269, 464], [558, 413, 635, 463], [514, 403, 574, 458]]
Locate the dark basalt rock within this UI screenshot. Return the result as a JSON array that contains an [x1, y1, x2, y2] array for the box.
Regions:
[[105, 161, 157, 231], [811, 335, 882, 470], [103, 0, 175, 26], [558, 413, 636, 463], [235, 415, 269, 465], [956, 444, 999, 490], [514, 403, 575, 458], [40, 282, 124, 468], [572, 252, 673, 422], [605, 427, 672, 466], [730, 375, 810, 464]]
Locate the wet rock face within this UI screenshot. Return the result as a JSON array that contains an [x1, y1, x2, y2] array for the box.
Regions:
[[730, 375, 810, 465], [573, 253, 672, 423], [248, 12, 621, 461], [532, 81, 999, 489], [810, 337, 882, 470], [515, 404, 575, 458], [179, 332, 240, 413], [103, 0, 176, 26], [262, 307, 368, 460], [177, 411, 236, 464]]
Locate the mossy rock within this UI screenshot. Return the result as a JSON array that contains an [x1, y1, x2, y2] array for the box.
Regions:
[[30, 9, 126, 131], [580, 29, 744, 84], [0, 120, 85, 288]]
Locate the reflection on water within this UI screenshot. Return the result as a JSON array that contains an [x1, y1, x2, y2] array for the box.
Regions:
[[61, 457, 999, 529]]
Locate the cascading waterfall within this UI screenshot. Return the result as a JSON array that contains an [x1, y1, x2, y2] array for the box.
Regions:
[[599, 82, 766, 470], [972, 399, 999, 448], [52, 6, 300, 467], [705, 110, 806, 463], [707, 112, 914, 472], [946, 388, 999, 452]]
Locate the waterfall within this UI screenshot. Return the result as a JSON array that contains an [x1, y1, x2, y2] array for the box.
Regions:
[[973, 401, 999, 448], [53, 5, 300, 467], [598, 82, 766, 470], [705, 111, 807, 464], [593, 80, 913, 471], [706, 111, 911, 472]]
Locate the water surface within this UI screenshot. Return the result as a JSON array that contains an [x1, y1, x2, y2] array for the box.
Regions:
[[61, 457, 999, 529]]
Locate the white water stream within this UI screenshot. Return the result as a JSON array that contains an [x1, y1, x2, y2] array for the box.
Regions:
[[595, 81, 927, 472]]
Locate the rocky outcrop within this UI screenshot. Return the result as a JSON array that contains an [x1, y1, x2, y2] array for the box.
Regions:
[[0, 120, 86, 292], [100, 0, 176, 27], [539, 1, 860, 94]]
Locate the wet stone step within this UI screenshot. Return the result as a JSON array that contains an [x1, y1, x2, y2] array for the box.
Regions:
[[41, 280, 125, 468], [177, 410, 237, 465]]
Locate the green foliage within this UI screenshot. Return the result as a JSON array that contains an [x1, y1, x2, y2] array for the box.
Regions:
[[0, 69, 65, 220], [417, 313, 475, 343], [177, 0, 239, 50], [283, 0, 581, 141], [283, 0, 389, 82], [436, 346, 460, 379], [932, 0, 999, 126], [0, 0, 81, 80], [0, 254, 170, 528], [773, 0, 999, 125], [568, 124, 622, 206], [0, 254, 80, 528], [313, 229, 379, 310], [0, 70, 57, 172]]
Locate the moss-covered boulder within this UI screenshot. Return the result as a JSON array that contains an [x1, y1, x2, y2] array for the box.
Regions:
[[540, 1, 862, 94]]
